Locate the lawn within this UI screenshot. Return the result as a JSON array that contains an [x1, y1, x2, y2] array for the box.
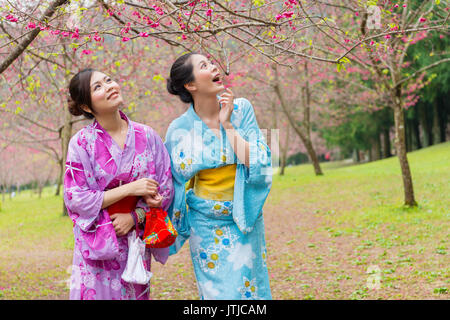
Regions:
[[0, 142, 448, 299]]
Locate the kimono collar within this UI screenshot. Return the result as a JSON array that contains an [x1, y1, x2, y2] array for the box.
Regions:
[[92, 109, 132, 150]]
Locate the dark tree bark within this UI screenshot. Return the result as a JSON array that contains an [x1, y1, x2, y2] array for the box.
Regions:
[[273, 64, 323, 176], [382, 129, 392, 158], [393, 86, 417, 207]]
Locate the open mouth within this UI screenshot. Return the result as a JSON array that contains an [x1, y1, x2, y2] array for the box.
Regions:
[[212, 75, 221, 83], [107, 91, 119, 100]]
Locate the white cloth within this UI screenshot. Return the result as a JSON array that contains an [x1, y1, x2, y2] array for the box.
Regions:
[[121, 230, 153, 285]]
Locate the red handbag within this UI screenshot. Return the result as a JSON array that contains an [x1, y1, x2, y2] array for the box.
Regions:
[[143, 207, 178, 248]]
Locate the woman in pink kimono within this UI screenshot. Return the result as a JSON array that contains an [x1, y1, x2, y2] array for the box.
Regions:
[[64, 68, 174, 300]]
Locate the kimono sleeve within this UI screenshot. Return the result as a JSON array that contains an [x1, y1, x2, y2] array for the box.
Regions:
[[134, 128, 174, 213], [63, 135, 119, 260], [238, 98, 272, 185], [151, 129, 174, 212], [139, 128, 175, 264], [63, 136, 105, 232], [164, 123, 191, 255], [232, 98, 273, 234]]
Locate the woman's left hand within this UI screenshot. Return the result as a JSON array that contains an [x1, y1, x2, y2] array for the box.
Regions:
[[110, 213, 135, 237], [218, 88, 234, 127]]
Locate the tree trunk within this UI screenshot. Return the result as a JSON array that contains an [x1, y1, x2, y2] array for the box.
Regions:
[[279, 125, 290, 176], [417, 105, 429, 148], [412, 115, 422, 150], [405, 116, 412, 152], [392, 89, 417, 207], [272, 63, 323, 176], [382, 129, 392, 158], [370, 134, 382, 161], [353, 148, 360, 163], [432, 101, 441, 144], [303, 138, 323, 175]]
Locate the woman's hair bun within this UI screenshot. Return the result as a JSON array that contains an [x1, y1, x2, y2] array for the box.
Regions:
[[67, 97, 83, 116], [166, 78, 177, 95]]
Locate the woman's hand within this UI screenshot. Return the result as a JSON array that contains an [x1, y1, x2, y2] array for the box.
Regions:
[[218, 88, 234, 127], [144, 193, 163, 208], [126, 178, 159, 197], [110, 213, 135, 237]]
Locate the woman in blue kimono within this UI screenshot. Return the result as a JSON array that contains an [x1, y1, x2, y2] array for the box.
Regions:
[[165, 53, 272, 300]]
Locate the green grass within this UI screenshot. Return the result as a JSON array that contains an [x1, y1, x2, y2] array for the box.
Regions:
[[0, 188, 73, 299], [266, 142, 449, 299], [0, 142, 448, 299]]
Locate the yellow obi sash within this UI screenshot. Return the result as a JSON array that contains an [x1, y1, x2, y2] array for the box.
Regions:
[[186, 164, 236, 201]]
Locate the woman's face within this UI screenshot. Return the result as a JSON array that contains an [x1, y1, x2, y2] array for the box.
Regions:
[[187, 54, 224, 95], [87, 71, 123, 115]]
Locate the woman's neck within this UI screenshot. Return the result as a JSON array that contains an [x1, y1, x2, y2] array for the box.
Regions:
[[96, 110, 126, 134], [193, 94, 220, 121]]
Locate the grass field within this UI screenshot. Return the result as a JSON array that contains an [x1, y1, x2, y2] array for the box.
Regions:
[[0, 142, 448, 299]]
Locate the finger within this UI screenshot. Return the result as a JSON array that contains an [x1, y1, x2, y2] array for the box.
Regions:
[[110, 214, 118, 220], [219, 92, 232, 98], [146, 199, 159, 206], [145, 178, 159, 187], [219, 97, 233, 104], [146, 198, 162, 207], [219, 99, 231, 107], [219, 95, 232, 101]]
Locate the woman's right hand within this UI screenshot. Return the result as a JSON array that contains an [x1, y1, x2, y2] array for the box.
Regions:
[[126, 178, 159, 197], [144, 193, 163, 208]]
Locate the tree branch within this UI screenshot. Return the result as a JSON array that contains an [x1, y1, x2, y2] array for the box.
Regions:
[[0, 0, 68, 74], [396, 57, 450, 87]]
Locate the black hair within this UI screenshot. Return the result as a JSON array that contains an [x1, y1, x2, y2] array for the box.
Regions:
[[166, 52, 196, 104], [67, 68, 96, 119]]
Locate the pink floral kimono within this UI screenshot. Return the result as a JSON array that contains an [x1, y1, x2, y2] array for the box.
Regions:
[[63, 111, 173, 300]]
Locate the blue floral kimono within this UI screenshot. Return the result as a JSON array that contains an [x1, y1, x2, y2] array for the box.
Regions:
[[165, 98, 272, 300]]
